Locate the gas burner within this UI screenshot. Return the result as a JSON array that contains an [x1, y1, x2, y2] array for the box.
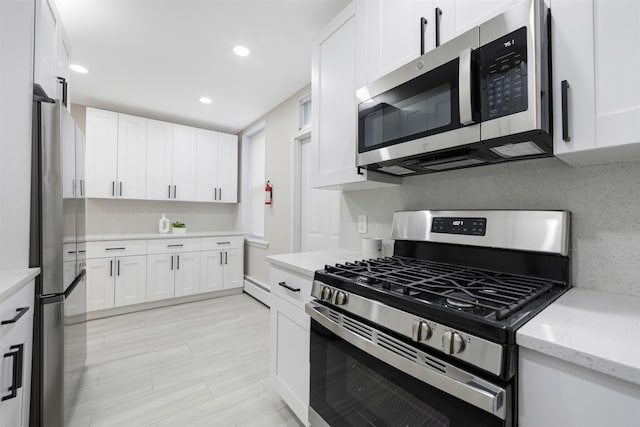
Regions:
[[357, 275, 381, 285], [444, 292, 478, 311]]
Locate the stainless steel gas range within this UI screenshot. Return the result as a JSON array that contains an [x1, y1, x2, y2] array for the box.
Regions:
[[306, 210, 571, 427]]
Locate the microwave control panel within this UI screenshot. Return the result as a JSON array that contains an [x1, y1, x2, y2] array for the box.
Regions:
[[431, 217, 487, 236], [480, 27, 528, 122]]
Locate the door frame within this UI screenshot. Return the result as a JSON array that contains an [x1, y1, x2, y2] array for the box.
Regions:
[[291, 128, 311, 253]]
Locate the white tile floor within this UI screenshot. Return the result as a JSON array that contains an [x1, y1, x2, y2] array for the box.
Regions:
[[66, 293, 303, 427]]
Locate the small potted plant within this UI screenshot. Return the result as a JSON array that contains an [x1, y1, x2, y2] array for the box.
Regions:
[[171, 221, 187, 234]]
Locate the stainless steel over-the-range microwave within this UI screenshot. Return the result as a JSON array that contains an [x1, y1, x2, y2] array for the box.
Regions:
[[356, 0, 552, 176]]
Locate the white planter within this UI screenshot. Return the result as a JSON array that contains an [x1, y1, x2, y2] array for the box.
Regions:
[[172, 227, 187, 234]]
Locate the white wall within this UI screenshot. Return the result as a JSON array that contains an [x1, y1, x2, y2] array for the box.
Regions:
[[85, 198, 239, 234], [340, 157, 640, 297], [0, 0, 34, 269], [239, 84, 311, 285]]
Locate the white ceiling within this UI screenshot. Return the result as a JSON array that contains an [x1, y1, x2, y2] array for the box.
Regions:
[[55, 0, 349, 134]]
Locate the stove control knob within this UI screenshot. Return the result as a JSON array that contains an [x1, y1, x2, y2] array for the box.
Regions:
[[411, 321, 432, 342], [320, 286, 333, 302], [334, 291, 348, 305], [442, 331, 465, 355]]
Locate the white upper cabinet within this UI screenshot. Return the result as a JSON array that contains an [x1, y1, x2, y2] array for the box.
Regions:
[[312, 3, 401, 190], [358, 0, 435, 83], [217, 133, 239, 203], [195, 129, 219, 202], [195, 129, 238, 203], [117, 114, 148, 199], [146, 119, 174, 200], [172, 124, 198, 201], [592, 0, 640, 150], [552, 0, 640, 166], [34, 0, 71, 103], [85, 108, 119, 198], [86, 108, 148, 199], [438, 0, 515, 41], [75, 126, 86, 198], [34, 0, 58, 99]]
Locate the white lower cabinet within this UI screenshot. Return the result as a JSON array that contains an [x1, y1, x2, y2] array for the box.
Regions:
[[269, 264, 312, 426], [174, 252, 201, 297], [85, 258, 116, 311], [0, 279, 35, 427], [146, 254, 176, 301], [200, 249, 243, 292], [519, 348, 640, 427], [86, 255, 146, 311], [147, 251, 201, 301], [270, 295, 310, 427], [113, 255, 147, 307]]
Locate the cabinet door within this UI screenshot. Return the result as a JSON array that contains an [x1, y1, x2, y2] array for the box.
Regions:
[[0, 326, 30, 427], [55, 26, 71, 106], [312, 4, 362, 188], [117, 114, 147, 199], [146, 253, 175, 301], [85, 108, 119, 198], [593, 0, 640, 149], [146, 120, 174, 200], [217, 133, 238, 203], [361, 0, 435, 83], [85, 258, 115, 311], [457, 0, 515, 35], [195, 129, 219, 202], [75, 126, 86, 198], [222, 249, 243, 289], [172, 124, 197, 201], [174, 252, 200, 297], [114, 255, 147, 307], [200, 250, 224, 293], [551, 0, 597, 158], [270, 296, 310, 426], [61, 107, 76, 199], [34, 0, 58, 98]]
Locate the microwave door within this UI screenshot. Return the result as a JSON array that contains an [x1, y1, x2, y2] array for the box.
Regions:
[[357, 26, 481, 169]]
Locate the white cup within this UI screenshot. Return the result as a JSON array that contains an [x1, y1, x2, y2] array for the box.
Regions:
[[362, 238, 383, 259]]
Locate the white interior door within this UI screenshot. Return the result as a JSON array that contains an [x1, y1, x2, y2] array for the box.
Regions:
[[300, 136, 340, 251]]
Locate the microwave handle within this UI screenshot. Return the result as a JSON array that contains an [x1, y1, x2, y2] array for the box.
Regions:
[[459, 48, 474, 125]]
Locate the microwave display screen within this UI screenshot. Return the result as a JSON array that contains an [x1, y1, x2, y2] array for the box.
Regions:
[[480, 27, 528, 122]]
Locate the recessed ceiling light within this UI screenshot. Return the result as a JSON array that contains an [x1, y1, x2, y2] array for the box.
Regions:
[[233, 46, 250, 57], [199, 97, 212, 104], [70, 64, 88, 73]]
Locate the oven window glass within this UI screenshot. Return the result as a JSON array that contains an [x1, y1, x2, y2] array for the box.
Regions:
[[358, 59, 462, 153], [310, 320, 507, 427]]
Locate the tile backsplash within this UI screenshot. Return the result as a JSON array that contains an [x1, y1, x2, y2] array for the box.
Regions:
[[340, 157, 640, 297]]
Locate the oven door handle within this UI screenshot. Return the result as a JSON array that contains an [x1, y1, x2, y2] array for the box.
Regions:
[[305, 301, 507, 420]]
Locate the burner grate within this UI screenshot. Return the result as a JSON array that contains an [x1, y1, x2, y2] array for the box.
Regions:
[[325, 256, 560, 320]]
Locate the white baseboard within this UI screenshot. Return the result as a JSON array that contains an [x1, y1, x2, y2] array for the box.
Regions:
[[85, 288, 243, 320], [243, 276, 270, 307]]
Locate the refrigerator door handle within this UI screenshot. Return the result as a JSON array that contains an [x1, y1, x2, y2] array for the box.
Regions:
[[39, 270, 87, 305]]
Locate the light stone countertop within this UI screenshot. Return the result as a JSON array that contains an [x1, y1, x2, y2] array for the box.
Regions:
[[517, 288, 640, 386], [265, 249, 364, 277], [67, 231, 244, 243], [0, 268, 40, 301]]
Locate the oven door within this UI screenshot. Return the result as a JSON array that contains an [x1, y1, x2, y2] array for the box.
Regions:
[[356, 27, 481, 169], [306, 302, 511, 427]]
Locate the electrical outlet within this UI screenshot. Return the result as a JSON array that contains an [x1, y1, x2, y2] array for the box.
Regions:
[[358, 215, 367, 234]]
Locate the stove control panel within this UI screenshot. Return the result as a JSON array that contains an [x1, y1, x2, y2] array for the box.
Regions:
[[431, 217, 487, 236]]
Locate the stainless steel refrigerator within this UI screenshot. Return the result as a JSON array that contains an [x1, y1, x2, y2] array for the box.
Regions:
[[29, 84, 88, 427]]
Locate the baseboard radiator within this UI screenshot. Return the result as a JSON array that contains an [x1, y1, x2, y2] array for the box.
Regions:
[[243, 276, 271, 307]]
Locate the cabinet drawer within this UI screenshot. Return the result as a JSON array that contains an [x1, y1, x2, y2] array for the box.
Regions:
[[200, 236, 243, 251], [86, 240, 147, 259], [270, 266, 313, 308], [147, 238, 201, 254], [0, 280, 35, 341]]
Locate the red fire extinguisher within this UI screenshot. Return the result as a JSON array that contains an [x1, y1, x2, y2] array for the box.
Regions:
[[265, 181, 273, 205]]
